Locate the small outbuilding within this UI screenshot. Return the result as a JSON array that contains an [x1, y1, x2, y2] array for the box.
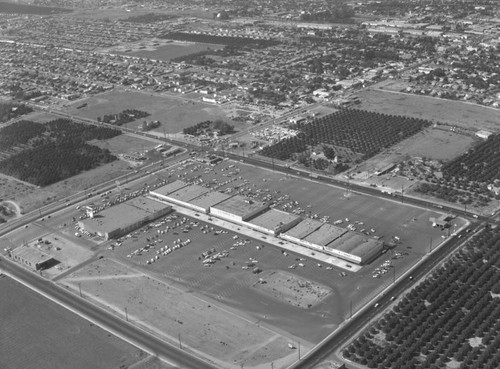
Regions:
[[11, 246, 57, 271]]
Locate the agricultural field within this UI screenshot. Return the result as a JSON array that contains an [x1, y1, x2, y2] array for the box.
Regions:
[[0, 275, 159, 369], [357, 87, 500, 133], [66, 89, 246, 134], [0, 119, 120, 186], [411, 134, 500, 209], [0, 132, 157, 214], [342, 226, 500, 369], [259, 109, 432, 165]]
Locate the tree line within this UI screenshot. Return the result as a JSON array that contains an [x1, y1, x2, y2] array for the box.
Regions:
[[0, 118, 121, 186]]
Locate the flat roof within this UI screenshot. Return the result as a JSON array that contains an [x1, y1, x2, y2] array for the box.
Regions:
[[126, 196, 171, 214], [190, 191, 232, 210], [327, 233, 382, 258], [12, 246, 53, 264], [150, 180, 188, 197], [248, 208, 301, 230], [212, 195, 268, 218], [167, 184, 210, 203], [282, 218, 323, 239], [303, 223, 347, 246], [80, 196, 171, 233]]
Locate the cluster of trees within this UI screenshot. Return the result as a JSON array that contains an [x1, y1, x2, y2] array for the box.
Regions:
[[159, 32, 279, 48], [345, 227, 500, 369], [260, 109, 431, 162], [0, 120, 45, 149], [0, 140, 116, 186], [121, 13, 176, 23], [183, 119, 235, 137], [415, 182, 494, 207], [0, 118, 121, 186], [248, 88, 287, 105], [97, 109, 149, 126], [415, 134, 500, 206], [443, 134, 500, 184], [0, 102, 33, 123]]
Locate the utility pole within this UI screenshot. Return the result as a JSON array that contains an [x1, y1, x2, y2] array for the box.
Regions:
[[178, 333, 182, 349], [78, 283, 82, 298], [298, 341, 301, 360], [401, 184, 404, 204], [393, 266, 396, 284], [350, 300, 353, 319], [125, 307, 128, 321], [429, 237, 433, 253]]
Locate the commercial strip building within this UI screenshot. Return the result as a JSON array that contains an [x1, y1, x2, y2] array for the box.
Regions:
[[188, 191, 232, 214], [281, 218, 383, 264], [10, 246, 57, 271], [147, 180, 384, 265], [210, 195, 269, 224], [148, 180, 189, 202], [78, 197, 172, 240], [302, 223, 348, 251], [325, 233, 383, 264], [246, 208, 302, 236], [158, 183, 211, 209]]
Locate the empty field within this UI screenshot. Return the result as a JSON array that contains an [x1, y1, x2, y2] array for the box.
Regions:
[[357, 87, 500, 132], [66, 89, 240, 134], [0, 275, 150, 369], [61, 258, 301, 369], [108, 41, 224, 61]]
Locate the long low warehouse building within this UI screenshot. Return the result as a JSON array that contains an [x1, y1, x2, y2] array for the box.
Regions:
[[325, 232, 384, 264], [79, 197, 172, 240], [149, 180, 189, 202], [301, 223, 347, 251], [246, 208, 302, 236], [160, 184, 211, 210], [210, 195, 269, 224], [280, 218, 324, 244], [188, 191, 232, 214]]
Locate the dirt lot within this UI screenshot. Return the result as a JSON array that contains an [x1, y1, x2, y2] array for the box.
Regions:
[[60, 258, 301, 369], [254, 270, 331, 309], [0, 275, 155, 369], [65, 88, 248, 135], [357, 86, 500, 132]]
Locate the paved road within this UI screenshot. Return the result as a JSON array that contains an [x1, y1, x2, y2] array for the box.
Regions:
[[0, 258, 217, 369], [287, 222, 483, 369], [3, 105, 494, 369]]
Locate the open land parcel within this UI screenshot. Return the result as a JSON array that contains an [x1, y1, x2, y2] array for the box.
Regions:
[[0, 275, 167, 369]]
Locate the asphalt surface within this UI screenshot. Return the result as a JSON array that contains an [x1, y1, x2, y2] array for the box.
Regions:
[[1, 105, 495, 369], [0, 258, 218, 369]]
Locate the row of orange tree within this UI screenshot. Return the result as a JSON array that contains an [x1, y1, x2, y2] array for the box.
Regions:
[[344, 226, 500, 369]]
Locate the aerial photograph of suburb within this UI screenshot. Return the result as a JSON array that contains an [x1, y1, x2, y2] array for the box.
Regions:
[[1, 0, 500, 368]]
